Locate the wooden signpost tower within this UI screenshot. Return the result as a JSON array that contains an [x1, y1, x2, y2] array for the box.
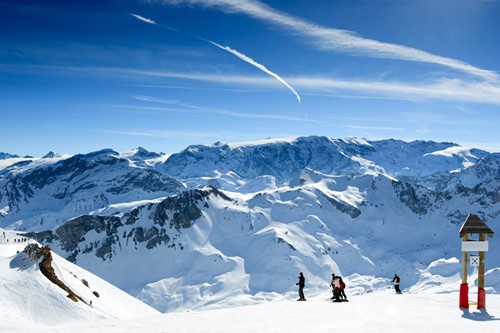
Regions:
[[459, 214, 494, 309]]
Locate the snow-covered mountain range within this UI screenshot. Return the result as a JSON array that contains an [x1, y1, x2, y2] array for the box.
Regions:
[[0, 136, 498, 313]]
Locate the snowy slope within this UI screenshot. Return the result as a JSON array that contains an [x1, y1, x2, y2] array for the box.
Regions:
[[3, 291, 500, 332], [0, 228, 159, 326], [3, 219, 499, 332]]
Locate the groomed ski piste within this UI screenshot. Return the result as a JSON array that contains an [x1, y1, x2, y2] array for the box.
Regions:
[[1, 229, 499, 332]]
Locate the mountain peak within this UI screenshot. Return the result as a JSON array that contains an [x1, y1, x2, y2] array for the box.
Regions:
[[133, 147, 161, 159], [42, 151, 62, 159], [0, 152, 20, 160]]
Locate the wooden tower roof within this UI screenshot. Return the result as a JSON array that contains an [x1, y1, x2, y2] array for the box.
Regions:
[[459, 214, 494, 238]]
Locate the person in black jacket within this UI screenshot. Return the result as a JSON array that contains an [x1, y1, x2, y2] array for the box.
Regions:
[[296, 272, 306, 301], [392, 274, 402, 294]]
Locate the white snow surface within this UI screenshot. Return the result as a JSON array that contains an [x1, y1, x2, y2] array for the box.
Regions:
[[0, 229, 158, 328], [2, 227, 500, 332], [225, 136, 299, 149], [426, 146, 476, 158]]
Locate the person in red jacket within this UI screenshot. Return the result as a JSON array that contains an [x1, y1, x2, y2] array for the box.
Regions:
[[339, 276, 347, 301], [331, 275, 341, 301]]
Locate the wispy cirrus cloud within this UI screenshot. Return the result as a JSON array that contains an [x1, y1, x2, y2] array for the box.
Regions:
[[120, 67, 500, 105], [9, 64, 500, 105], [156, 0, 498, 81], [126, 84, 255, 93], [132, 95, 313, 121], [95, 128, 217, 140], [290, 76, 500, 105]]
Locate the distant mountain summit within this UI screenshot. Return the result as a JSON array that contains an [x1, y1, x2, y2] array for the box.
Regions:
[[42, 151, 62, 159], [132, 146, 162, 159], [119, 147, 162, 160], [161, 136, 490, 188], [0, 152, 20, 159]]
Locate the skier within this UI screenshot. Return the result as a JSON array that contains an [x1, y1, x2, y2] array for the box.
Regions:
[[339, 276, 348, 301], [296, 272, 306, 301], [329, 274, 336, 299], [392, 274, 402, 294], [331, 275, 341, 301]]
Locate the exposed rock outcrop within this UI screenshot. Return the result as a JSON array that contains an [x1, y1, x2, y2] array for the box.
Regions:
[[23, 244, 87, 304], [25, 186, 231, 263]]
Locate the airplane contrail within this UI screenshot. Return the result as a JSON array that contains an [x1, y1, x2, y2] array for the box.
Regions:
[[130, 13, 157, 25], [130, 13, 300, 102], [202, 38, 301, 103], [130, 13, 178, 31]]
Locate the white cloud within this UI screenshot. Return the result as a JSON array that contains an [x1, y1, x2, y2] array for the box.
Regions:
[[17, 64, 500, 105], [130, 13, 157, 25], [289, 76, 500, 105], [157, 0, 498, 81], [121, 68, 500, 105], [95, 128, 214, 140]]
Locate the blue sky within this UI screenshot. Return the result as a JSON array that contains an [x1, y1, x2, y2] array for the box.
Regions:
[[1, 0, 499, 157]]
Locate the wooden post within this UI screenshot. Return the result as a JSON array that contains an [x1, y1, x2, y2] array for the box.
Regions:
[[459, 234, 469, 308], [477, 233, 486, 309], [458, 214, 493, 310], [461, 234, 468, 284]]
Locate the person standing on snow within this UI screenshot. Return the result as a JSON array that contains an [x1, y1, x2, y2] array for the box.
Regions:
[[392, 274, 402, 294], [330, 274, 337, 299], [296, 272, 306, 301], [331, 275, 341, 301], [339, 276, 347, 301]]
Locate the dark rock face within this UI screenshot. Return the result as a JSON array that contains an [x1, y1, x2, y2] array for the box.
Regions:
[[56, 215, 123, 252], [23, 244, 86, 303], [151, 189, 205, 229], [321, 192, 362, 218], [106, 169, 181, 195], [26, 187, 230, 263], [392, 181, 433, 215]]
